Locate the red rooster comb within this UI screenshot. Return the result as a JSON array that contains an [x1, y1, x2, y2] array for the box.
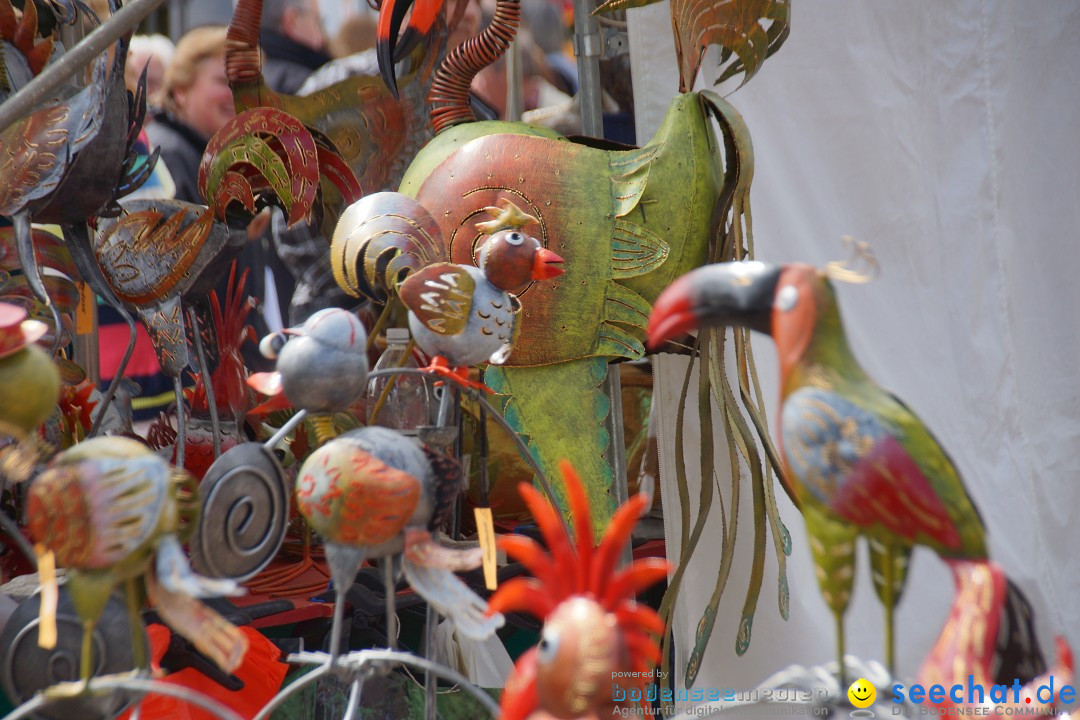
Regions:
[[489, 460, 670, 676]]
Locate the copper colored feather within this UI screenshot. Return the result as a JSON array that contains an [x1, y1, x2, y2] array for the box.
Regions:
[[593, 0, 789, 92]]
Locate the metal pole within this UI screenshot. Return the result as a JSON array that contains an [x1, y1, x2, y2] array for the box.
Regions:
[[0, 0, 171, 133], [506, 39, 524, 122], [604, 363, 631, 566], [572, 0, 604, 137]]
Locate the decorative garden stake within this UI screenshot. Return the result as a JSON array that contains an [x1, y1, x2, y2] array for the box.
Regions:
[[295, 426, 504, 661], [489, 460, 669, 720], [398, 198, 564, 386], [0, 0, 158, 432], [647, 257, 1067, 686], [250, 307, 370, 445], [26, 437, 247, 687]]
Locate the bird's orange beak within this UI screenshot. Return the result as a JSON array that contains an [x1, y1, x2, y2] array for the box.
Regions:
[[646, 274, 698, 350], [531, 247, 564, 281]]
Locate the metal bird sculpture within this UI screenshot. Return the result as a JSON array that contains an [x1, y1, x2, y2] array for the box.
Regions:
[[0, 0, 159, 435], [646, 259, 1058, 684], [204, 0, 442, 240], [296, 425, 505, 658], [74, 197, 245, 466], [488, 460, 669, 720], [397, 198, 564, 384], [26, 436, 248, 687], [249, 306, 370, 441], [916, 560, 1074, 714], [366, 0, 790, 668], [332, 89, 750, 526]]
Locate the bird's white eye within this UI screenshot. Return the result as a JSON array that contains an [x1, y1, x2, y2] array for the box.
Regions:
[[537, 626, 560, 664], [505, 231, 524, 246], [776, 285, 799, 312], [259, 333, 284, 359]]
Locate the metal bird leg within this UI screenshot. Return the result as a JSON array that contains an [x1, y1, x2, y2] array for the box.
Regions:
[[125, 576, 147, 673], [384, 559, 397, 651], [13, 211, 62, 356], [883, 542, 896, 675], [173, 375, 186, 470], [188, 306, 221, 460], [324, 544, 366, 662], [62, 223, 138, 438], [423, 601, 438, 720], [835, 611, 846, 689]]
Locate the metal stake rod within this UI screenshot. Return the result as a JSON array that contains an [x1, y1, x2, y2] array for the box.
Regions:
[[0, 0, 170, 133], [572, 0, 604, 137], [506, 39, 524, 122]]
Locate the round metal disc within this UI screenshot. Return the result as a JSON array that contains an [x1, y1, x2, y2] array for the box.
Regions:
[[189, 442, 289, 582], [0, 587, 146, 720]]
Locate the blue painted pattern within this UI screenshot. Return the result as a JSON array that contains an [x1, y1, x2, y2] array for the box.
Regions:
[[781, 387, 890, 506]]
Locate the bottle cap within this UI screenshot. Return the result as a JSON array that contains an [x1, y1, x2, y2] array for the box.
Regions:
[[386, 327, 411, 343]]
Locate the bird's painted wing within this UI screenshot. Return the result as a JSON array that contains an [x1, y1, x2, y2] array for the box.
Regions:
[[421, 444, 462, 532], [399, 262, 475, 336], [781, 386, 983, 556], [296, 445, 420, 546]]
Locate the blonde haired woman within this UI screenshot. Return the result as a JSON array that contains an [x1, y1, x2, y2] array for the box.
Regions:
[[146, 26, 235, 203]]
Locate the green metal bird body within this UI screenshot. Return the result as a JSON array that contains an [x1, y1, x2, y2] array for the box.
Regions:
[[647, 261, 990, 674], [396, 93, 725, 367], [330, 92, 742, 531]]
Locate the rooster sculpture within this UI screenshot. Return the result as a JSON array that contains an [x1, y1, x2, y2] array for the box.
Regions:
[[198, 0, 450, 242], [340, 0, 781, 544], [351, 0, 793, 666], [646, 259, 1073, 686], [26, 437, 248, 687], [0, 0, 155, 331], [332, 91, 748, 532], [488, 460, 669, 720], [296, 426, 504, 657]]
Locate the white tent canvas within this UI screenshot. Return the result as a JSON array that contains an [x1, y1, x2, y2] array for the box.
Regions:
[[631, 0, 1080, 706]]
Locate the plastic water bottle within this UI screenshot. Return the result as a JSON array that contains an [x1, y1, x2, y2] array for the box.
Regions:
[[366, 328, 432, 433]]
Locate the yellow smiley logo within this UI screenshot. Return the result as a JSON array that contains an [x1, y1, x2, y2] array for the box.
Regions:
[[847, 678, 876, 708]]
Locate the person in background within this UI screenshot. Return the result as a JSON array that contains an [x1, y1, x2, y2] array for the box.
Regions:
[[328, 12, 377, 59], [472, 26, 571, 120], [147, 26, 236, 204], [125, 34, 175, 114], [260, 0, 332, 94]]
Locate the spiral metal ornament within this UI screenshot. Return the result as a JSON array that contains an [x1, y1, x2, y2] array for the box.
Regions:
[[0, 588, 146, 720], [188, 443, 289, 582], [428, 0, 521, 132], [330, 191, 448, 302]]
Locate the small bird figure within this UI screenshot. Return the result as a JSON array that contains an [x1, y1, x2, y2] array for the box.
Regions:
[[488, 461, 670, 720], [295, 426, 504, 657], [26, 436, 247, 687], [398, 198, 564, 385], [647, 259, 1052, 683], [249, 307, 369, 441], [0, 303, 58, 436]]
